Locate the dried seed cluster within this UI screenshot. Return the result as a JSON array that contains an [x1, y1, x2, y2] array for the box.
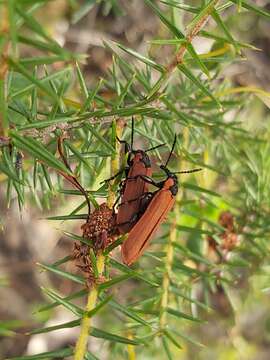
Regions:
[[73, 203, 116, 287], [81, 203, 116, 251], [219, 211, 238, 251], [73, 242, 96, 288], [208, 211, 239, 255]]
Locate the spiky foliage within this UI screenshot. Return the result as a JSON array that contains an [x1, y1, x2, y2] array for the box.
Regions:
[[1, 1, 270, 359]]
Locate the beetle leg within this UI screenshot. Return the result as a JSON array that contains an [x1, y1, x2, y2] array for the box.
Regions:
[[112, 194, 121, 210], [116, 137, 131, 154], [117, 192, 153, 228], [126, 174, 162, 189], [118, 191, 153, 207], [117, 212, 139, 227], [57, 136, 91, 217], [100, 167, 127, 184]]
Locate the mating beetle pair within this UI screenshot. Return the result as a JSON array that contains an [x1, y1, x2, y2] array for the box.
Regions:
[[59, 119, 201, 281], [109, 119, 201, 265]]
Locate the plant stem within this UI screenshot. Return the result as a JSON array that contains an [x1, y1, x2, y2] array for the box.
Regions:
[[127, 332, 136, 360], [159, 127, 189, 330], [74, 255, 105, 360], [74, 119, 123, 360], [159, 217, 177, 329], [107, 119, 123, 208], [155, 0, 220, 96], [167, 0, 219, 72]]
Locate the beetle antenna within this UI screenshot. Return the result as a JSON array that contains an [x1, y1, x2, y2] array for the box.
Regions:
[[164, 134, 177, 168], [174, 168, 202, 174], [145, 143, 166, 153]]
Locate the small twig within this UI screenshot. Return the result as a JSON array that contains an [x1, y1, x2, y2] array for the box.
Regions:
[[57, 136, 91, 218], [159, 217, 176, 330], [159, 127, 189, 331], [127, 332, 136, 360], [74, 255, 105, 360], [107, 118, 125, 208], [167, 0, 219, 73]]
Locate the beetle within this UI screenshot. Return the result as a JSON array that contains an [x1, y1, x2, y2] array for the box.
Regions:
[[105, 118, 164, 234], [121, 136, 202, 265]]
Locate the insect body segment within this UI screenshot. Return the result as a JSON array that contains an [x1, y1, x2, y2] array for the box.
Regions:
[[117, 150, 152, 234], [121, 135, 202, 266], [121, 166, 178, 265], [113, 118, 164, 234]]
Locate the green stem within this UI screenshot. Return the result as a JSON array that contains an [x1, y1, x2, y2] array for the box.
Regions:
[[159, 217, 177, 329], [159, 127, 189, 330], [74, 255, 105, 360]]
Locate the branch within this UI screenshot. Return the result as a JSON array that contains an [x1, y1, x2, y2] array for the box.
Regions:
[[159, 127, 189, 332], [159, 217, 176, 330], [74, 255, 105, 360], [167, 0, 219, 73]]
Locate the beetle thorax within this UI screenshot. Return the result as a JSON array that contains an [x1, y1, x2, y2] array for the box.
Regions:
[[164, 177, 174, 189], [130, 150, 151, 168], [164, 176, 178, 196]]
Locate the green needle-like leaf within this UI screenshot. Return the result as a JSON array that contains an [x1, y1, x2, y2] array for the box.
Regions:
[[98, 274, 136, 291], [163, 329, 183, 349], [86, 295, 114, 317], [166, 307, 203, 323], [90, 327, 143, 345], [37, 263, 85, 284], [230, 0, 270, 19], [177, 64, 221, 108], [144, 0, 185, 39], [37, 289, 87, 313], [8, 58, 59, 101], [115, 42, 165, 72], [7, 348, 73, 360], [41, 287, 84, 317], [10, 132, 73, 176]]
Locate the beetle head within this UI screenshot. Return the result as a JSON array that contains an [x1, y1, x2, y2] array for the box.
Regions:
[[128, 150, 151, 168]]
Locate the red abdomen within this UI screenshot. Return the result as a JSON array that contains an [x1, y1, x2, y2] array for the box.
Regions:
[[117, 161, 152, 234]]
